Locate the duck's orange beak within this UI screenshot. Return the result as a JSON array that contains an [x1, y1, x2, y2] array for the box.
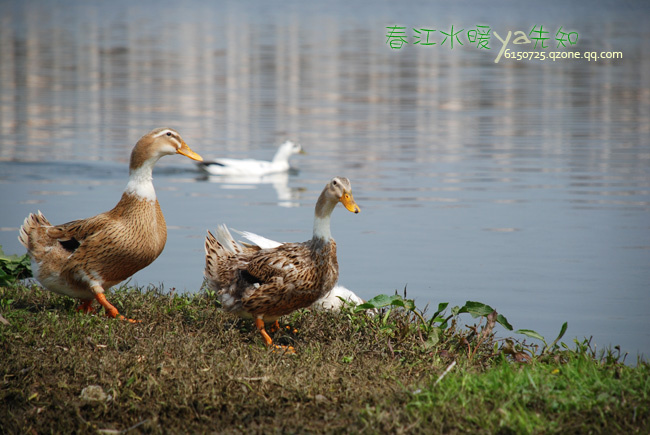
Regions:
[[177, 141, 203, 161], [340, 192, 360, 213]]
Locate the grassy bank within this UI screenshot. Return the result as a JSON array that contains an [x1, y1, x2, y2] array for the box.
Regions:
[[1, 283, 648, 434]]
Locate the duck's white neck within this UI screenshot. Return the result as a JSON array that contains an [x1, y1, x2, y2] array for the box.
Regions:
[[124, 158, 160, 202], [313, 215, 332, 240], [272, 144, 292, 164], [312, 197, 337, 241]]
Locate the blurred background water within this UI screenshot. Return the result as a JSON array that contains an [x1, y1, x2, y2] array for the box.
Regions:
[[0, 0, 648, 360]]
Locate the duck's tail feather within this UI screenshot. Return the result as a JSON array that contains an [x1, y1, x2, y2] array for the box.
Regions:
[[204, 225, 244, 291], [18, 211, 50, 251], [215, 224, 242, 254]]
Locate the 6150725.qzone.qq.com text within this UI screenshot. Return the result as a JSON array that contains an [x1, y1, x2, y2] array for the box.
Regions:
[[502, 50, 623, 62]]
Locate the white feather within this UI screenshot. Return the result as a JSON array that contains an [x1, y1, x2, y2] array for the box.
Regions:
[[124, 159, 158, 201], [215, 224, 240, 254], [232, 229, 282, 249], [312, 216, 332, 240]]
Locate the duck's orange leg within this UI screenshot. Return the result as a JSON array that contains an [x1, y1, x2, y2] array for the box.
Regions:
[[76, 299, 94, 314], [255, 318, 274, 346], [93, 288, 139, 323], [255, 318, 294, 353]]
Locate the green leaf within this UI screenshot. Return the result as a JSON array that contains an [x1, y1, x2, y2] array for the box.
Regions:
[[354, 294, 415, 313], [422, 330, 440, 349], [355, 294, 397, 310], [549, 322, 568, 349], [456, 301, 495, 318], [0, 269, 10, 287], [403, 299, 416, 310], [431, 302, 449, 319], [496, 314, 513, 331], [0, 245, 32, 285], [515, 329, 546, 343]]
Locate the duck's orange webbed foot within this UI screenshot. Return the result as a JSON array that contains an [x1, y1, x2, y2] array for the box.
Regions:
[[272, 344, 296, 354], [268, 320, 298, 335], [76, 300, 94, 314], [94, 292, 140, 323], [255, 318, 295, 354], [269, 320, 281, 333]]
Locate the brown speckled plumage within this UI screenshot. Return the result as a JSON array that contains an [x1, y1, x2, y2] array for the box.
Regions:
[[20, 195, 166, 295], [204, 177, 360, 348], [18, 127, 202, 321], [206, 232, 339, 318]]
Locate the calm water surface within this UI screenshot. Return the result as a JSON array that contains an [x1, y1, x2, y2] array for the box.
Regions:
[[1, 1, 649, 360]]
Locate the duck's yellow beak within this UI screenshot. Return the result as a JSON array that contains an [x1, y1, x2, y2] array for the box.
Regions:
[[340, 192, 360, 214], [177, 141, 203, 161]]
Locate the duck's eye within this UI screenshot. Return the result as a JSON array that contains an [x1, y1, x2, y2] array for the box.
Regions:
[[332, 180, 337, 186], [166, 132, 172, 137]]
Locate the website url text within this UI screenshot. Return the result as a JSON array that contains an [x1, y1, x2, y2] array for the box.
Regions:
[[502, 49, 623, 62]]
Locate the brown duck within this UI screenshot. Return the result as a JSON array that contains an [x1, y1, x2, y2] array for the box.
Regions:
[[18, 127, 202, 322], [204, 176, 360, 350]]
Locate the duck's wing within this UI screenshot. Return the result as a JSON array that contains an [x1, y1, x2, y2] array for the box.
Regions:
[[239, 241, 338, 317], [20, 210, 110, 259], [44, 214, 115, 254], [242, 243, 310, 282]]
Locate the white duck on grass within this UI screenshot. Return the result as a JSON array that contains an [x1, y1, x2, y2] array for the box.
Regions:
[[198, 140, 304, 176]]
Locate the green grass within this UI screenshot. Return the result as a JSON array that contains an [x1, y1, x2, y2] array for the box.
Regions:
[[1, 283, 648, 434], [408, 356, 648, 433]]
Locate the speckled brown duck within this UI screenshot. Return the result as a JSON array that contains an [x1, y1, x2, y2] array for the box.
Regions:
[[18, 127, 202, 322], [204, 176, 360, 350]]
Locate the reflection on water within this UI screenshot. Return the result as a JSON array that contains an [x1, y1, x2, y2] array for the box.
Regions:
[[198, 171, 305, 208], [0, 1, 649, 359]]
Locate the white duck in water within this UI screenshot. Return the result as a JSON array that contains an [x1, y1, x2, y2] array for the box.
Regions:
[[18, 128, 202, 322], [198, 140, 304, 176], [204, 177, 360, 350], [232, 229, 366, 311]]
